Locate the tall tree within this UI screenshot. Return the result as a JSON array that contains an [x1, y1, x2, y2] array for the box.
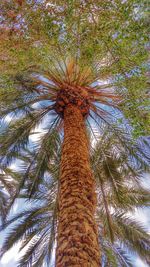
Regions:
[[0, 58, 122, 266]]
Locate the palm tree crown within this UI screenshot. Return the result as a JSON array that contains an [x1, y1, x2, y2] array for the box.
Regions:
[[0, 57, 121, 197]]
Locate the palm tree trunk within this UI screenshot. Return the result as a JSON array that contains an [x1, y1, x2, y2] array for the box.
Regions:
[[56, 104, 100, 267]]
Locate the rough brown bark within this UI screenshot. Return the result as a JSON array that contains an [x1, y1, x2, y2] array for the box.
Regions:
[[56, 104, 100, 267]]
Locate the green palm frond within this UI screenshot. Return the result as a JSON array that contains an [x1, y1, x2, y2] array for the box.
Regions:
[[0, 178, 58, 267], [113, 213, 150, 263], [101, 242, 133, 267], [27, 127, 61, 198], [0, 165, 20, 221], [102, 245, 118, 267], [97, 209, 150, 265], [111, 246, 133, 267], [0, 108, 54, 166], [108, 186, 150, 211], [17, 202, 57, 267]]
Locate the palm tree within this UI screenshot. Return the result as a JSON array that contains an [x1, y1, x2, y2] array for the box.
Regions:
[[0, 57, 123, 266], [0, 128, 150, 267]]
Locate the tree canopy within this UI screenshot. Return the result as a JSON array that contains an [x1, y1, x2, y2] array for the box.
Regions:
[[0, 0, 149, 136]]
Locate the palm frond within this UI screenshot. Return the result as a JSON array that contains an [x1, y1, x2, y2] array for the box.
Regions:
[[113, 213, 150, 263], [28, 122, 61, 198], [0, 108, 54, 167]]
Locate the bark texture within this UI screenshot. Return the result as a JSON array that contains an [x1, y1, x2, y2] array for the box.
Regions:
[[56, 104, 100, 267]]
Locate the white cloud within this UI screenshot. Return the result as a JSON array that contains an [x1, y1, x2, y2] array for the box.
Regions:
[[141, 173, 150, 188], [135, 257, 149, 267], [1, 242, 21, 264], [4, 115, 12, 123], [1, 237, 33, 266], [10, 163, 17, 171], [134, 209, 150, 228], [29, 123, 46, 143]]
